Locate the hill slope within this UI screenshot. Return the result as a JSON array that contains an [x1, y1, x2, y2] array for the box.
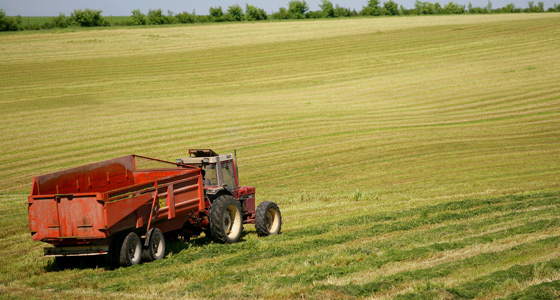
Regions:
[[0, 14, 559, 299]]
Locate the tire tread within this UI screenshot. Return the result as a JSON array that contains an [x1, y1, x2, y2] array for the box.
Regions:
[[255, 201, 282, 237], [209, 194, 243, 244]]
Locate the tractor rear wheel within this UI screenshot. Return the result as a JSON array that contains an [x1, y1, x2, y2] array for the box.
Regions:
[[142, 228, 166, 262], [255, 201, 282, 237], [209, 194, 243, 244], [119, 232, 142, 267]]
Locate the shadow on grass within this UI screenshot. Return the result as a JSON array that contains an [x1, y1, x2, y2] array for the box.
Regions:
[[44, 229, 256, 272], [166, 228, 254, 254], [45, 255, 117, 272]]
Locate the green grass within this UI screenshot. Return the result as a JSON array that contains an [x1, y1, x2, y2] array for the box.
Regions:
[[0, 14, 559, 299], [20, 16, 53, 26]]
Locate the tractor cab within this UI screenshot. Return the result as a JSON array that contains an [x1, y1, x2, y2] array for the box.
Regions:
[[176, 149, 242, 199]]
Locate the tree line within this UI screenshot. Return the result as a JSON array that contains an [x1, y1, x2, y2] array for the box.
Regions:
[[1, 0, 560, 31]]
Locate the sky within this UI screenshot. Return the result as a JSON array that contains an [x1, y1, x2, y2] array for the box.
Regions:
[[0, 0, 557, 16]]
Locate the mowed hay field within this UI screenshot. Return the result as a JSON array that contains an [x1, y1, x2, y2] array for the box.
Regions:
[[1, 13, 560, 299]]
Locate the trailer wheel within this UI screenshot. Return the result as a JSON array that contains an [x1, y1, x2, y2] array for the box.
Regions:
[[255, 201, 282, 237], [142, 228, 166, 262], [119, 232, 142, 267], [209, 194, 243, 244]]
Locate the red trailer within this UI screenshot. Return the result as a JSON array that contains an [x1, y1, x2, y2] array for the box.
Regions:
[[28, 151, 281, 267]]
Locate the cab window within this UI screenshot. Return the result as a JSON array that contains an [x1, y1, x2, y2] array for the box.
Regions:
[[204, 164, 218, 186], [221, 161, 236, 190]]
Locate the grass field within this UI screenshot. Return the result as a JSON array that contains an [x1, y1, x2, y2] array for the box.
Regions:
[[20, 16, 53, 26], [0, 13, 559, 299]]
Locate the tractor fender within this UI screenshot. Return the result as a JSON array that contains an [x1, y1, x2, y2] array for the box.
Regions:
[[207, 188, 233, 202]]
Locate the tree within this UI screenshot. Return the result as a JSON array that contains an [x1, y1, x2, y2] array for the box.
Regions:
[[361, 0, 382, 15], [334, 5, 353, 17], [547, 3, 560, 11], [368, 0, 381, 9], [272, 7, 290, 19], [288, 1, 309, 19], [245, 4, 268, 21], [147, 9, 171, 24], [434, 2, 443, 13], [468, 2, 488, 13], [176, 11, 196, 23], [443, 2, 465, 13], [166, 10, 176, 24], [307, 10, 323, 18], [503, 3, 515, 12], [225, 4, 244, 21], [415, 1, 423, 14], [320, 0, 335, 17], [131, 9, 146, 25], [209, 6, 224, 22], [415, 1, 436, 14], [0, 9, 21, 31], [383, 0, 399, 15], [52, 13, 68, 28], [71, 9, 108, 27], [528, 1, 544, 12]]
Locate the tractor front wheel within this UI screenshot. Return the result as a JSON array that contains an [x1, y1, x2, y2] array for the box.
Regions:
[[255, 201, 282, 237], [209, 194, 243, 244]]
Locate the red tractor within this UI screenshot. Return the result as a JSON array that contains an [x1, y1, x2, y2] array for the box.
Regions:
[[176, 149, 283, 243], [28, 149, 281, 267]]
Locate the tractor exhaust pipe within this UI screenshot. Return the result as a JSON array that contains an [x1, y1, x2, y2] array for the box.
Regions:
[[234, 149, 239, 176]]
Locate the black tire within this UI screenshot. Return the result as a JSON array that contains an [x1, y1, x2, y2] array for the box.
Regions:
[[119, 232, 142, 267], [209, 194, 243, 244], [255, 201, 282, 237], [142, 228, 166, 262]]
